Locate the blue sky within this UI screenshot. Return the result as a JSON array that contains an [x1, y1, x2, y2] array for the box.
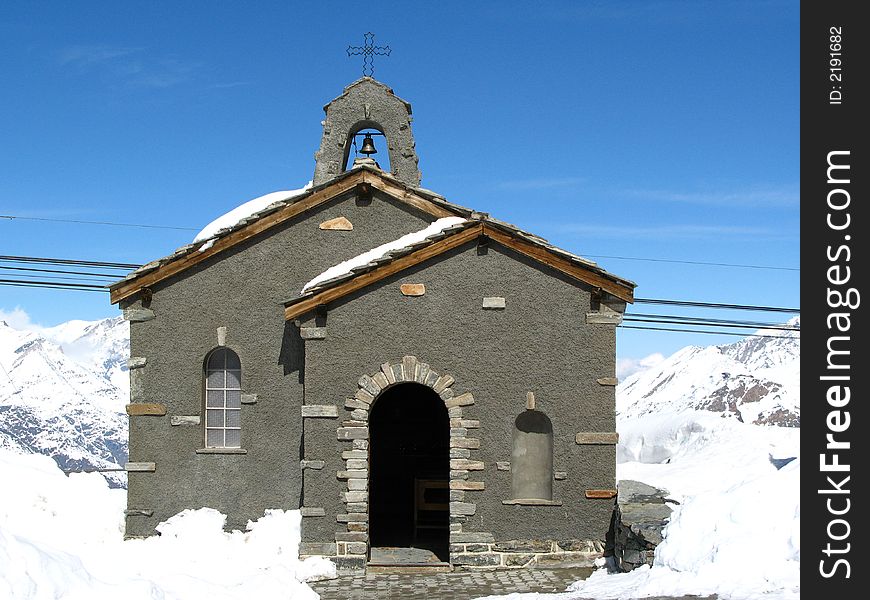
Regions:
[[0, 1, 799, 369]]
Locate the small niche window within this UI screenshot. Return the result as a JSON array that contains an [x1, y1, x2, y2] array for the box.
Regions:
[[204, 348, 242, 448], [510, 410, 554, 501]]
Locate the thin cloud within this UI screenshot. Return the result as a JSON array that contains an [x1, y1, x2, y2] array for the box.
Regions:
[[550, 223, 794, 241], [621, 185, 799, 208], [59, 45, 143, 68], [58, 45, 200, 89], [210, 81, 253, 90], [494, 176, 586, 191]]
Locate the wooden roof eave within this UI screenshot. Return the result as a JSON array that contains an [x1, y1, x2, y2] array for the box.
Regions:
[[108, 169, 459, 304], [283, 222, 634, 322]]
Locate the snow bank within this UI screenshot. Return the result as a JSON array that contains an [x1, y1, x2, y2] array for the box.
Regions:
[[193, 183, 313, 244], [475, 411, 800, 600], [302, 216, 467, 292], [0, 448, 334, 599]]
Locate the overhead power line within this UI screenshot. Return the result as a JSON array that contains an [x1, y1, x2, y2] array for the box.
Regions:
[[1, 214, 199, 232], [0, 255, 140, 270], [623, 316, 798, 332], [583, 252, 798, 272], [624, 312, 798, 329], [619, 325, 799, 340], [634, 298, 799, 313], [0, 265, 120, 278], [0, 279, 107, 291]]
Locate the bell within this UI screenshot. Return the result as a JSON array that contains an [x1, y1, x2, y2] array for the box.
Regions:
[[359, 133, 378, 156]]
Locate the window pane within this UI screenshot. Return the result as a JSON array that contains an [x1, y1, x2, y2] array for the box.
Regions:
[[225, 429, 241, 448], [206, 409, 224, 427], [206, 390, 224, 407], [226, 370, 241, 389], [226, 390, 241, 408], [225, 351, 241, 371], [206, 370, 224, 388], [206, 429, 223, 447], [226, 409, 241, 428], [207, 349, 226, 370]]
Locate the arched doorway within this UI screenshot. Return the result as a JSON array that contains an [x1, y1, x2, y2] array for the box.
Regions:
[[369, 382, 449, 563]]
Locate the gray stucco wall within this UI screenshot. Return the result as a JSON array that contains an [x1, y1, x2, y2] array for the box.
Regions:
[[123, 187, 435, 535], [299, 241, 618, 547]]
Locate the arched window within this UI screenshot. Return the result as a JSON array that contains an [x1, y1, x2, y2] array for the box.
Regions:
[[204, 348, 241, 448], [511, 410, 554, 501]]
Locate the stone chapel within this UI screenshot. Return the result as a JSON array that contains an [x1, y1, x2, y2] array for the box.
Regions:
[[110, 77, 636, 572]]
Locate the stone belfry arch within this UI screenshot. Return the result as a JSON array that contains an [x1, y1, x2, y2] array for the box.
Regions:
[[312, 77, 422, 187]]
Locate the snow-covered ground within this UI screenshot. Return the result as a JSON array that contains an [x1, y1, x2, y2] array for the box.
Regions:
[[0, 314, 799, 599], [0, 449, 334, 599]]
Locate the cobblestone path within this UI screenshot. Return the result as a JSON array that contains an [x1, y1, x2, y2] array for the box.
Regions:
[[310, 567, 718, 599]]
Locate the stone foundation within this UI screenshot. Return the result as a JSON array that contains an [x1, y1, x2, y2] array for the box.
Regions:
[[450, 539, 603, 570], [302, 538, 604, 572]]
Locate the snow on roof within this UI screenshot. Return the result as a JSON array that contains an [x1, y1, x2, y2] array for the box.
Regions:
[[302, 216, 467, 293], [193, 182, 313, 244]]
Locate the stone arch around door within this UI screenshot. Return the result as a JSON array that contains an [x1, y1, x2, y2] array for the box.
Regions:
[[334, 355, 492, 566]]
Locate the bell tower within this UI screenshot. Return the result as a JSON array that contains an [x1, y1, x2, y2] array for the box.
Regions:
[[312, 77, 422, 187]]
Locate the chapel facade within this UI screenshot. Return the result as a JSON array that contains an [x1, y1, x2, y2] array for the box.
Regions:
[[110, 77, 635, 572]]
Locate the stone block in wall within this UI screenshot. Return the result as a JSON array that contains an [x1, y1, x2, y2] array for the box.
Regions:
[[346, 542, 367, 555], [300, 460, 325, 470], [450, 480, 485, 491], [450, 459, 484, 471], [302, 405, 338, 418], [445, 393, 474, 408], [336, 513, 368, 523], [493, 539, 552, 553], [125, 462, 156, 472], [585, 312, 623, 325], [240, 393, 258, 404], [400, 283, 426, 296], [170, 415, 200, 426], [450, 531, 495, 544], [344, 398, 369, 411], [450, 501, 477, 515], [597, 377, 619, 386], [126, 357, 147, 369], [331, 556, 366, 571], [336, 469, 367, 480], [450, 437, 480, 449], [300, 507, 325, 517], [123, 308, 155, 322], [126, 403, 166, 416], [482, 297, 506, 309], [299, 542, 336, 556], [337, 427, 368, 440], [335, 532, 368, 542], [534, 551, 598, 568], [575, 432, 619, 445], [300, 327, 327, 340], [504, 554, 535, 567], [451, 553, 501, 567]]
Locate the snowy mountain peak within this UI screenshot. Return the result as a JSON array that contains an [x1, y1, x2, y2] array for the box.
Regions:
[[618, 320, 800, 427], [0, 315, 129, 486]]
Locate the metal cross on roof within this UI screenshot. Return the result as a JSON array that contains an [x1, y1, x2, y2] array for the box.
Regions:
[[347, 32, 391, 78]]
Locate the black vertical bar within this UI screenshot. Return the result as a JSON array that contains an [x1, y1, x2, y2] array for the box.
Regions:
[[802, 1, 867, 595]]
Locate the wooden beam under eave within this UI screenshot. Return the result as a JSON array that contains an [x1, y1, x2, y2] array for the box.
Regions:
[[110, 172, 371, 304], [109, 170, 465, 305], [361, 171, 455, 218], [481, 225, 635, 303], [285, 223, 484, 320]]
